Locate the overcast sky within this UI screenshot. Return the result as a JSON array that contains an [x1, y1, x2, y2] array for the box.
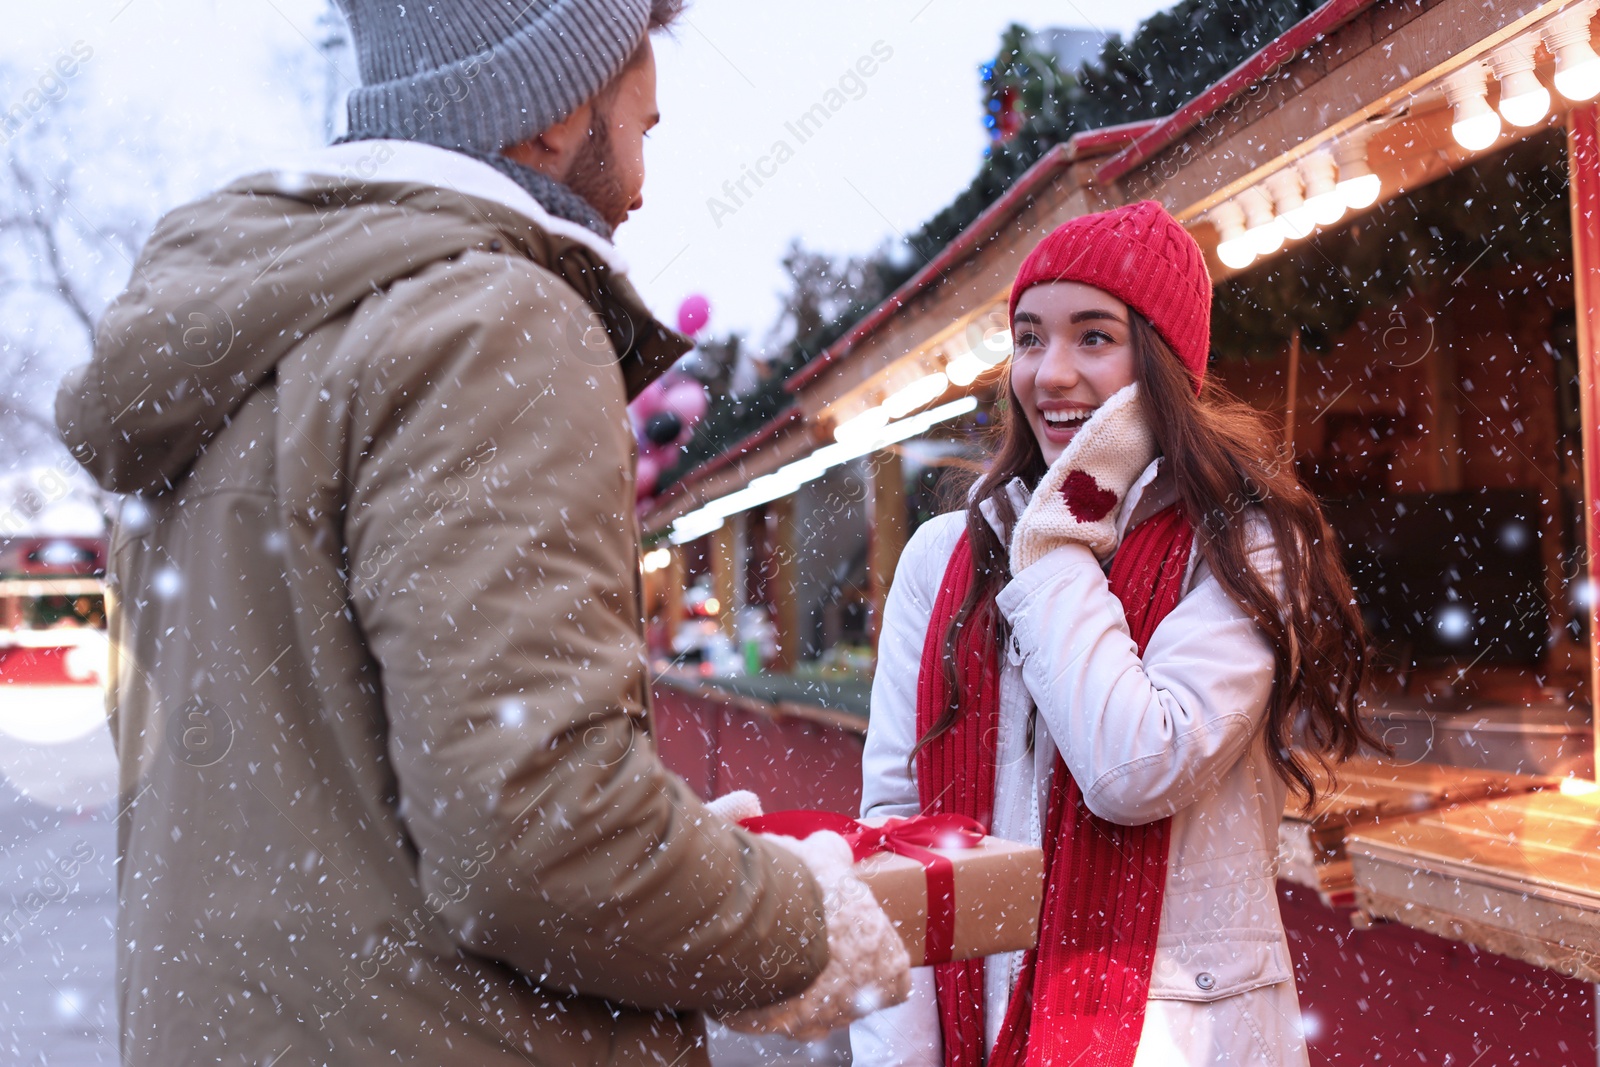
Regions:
[[5, 0, 1176, 347]]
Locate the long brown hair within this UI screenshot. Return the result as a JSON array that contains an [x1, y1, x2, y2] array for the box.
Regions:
[[912, 313, 1385, 809]]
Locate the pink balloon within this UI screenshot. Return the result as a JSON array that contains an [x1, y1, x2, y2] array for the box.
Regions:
[[676, 294, 710, 337], [629, 378, 670, 420], [661, 380, 709, 426], [636, 453, 661, 499], [640, 437, 679, 462]]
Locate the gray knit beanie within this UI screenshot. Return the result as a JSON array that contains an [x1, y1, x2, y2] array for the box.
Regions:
[[336, 0, 653, 154]]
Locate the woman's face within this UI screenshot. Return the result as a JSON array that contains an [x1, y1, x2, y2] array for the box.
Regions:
[[1010, 281, 1138, 466]]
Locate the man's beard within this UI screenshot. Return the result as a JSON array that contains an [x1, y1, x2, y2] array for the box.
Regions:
[[564, 113, 631, 232]]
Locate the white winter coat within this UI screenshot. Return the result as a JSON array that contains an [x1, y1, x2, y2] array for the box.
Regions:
[[851, 459, 1310, 1067]]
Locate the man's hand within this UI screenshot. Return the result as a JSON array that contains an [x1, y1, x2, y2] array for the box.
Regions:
[[715, 831, 911, 1041]]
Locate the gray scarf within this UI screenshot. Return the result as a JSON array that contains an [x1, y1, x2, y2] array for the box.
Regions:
[[332, 136, 612, 242], [462, 151, 613, 241]]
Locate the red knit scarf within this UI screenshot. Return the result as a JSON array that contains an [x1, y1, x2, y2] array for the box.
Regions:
[[914, 504, 1194, 1067]]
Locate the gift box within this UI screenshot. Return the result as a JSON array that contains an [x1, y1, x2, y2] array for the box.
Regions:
[[742, 811, 1044, 967]]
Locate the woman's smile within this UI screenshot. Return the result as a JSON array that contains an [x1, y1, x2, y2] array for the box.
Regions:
[[1037, 404, 1097, 449]]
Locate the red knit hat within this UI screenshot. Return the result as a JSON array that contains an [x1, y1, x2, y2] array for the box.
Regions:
[[1008, 200, 1212, 391]]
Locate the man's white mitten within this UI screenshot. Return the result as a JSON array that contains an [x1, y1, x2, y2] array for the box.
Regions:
[[717, 830, 911, 1042], [704, 790, 763, 824], [1009, 383, 1158, 570]]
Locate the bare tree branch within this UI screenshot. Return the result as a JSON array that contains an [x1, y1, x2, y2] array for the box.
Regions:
[[5, 156, 98, 344], [0, 90, 155, 460]]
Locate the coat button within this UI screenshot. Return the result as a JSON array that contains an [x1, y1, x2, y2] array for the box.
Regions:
[[489, 239, 503, 252], [1195, 972, 1216, 992]]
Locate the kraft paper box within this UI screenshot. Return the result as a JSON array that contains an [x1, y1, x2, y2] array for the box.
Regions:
[[852, 818, 1043, 967]]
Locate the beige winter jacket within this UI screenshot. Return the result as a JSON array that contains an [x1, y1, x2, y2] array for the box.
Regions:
[[57, 141, 827, 1066]]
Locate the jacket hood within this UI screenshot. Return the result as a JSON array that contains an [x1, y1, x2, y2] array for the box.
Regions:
[[57, 141, 689, 494]]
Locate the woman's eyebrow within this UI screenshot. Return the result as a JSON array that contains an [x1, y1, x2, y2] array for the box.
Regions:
[[1069, 308, 1126, 324], [1013, 312, 1043, 326]]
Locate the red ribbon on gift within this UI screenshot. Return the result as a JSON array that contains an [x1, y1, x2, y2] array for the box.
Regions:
[[740, 810, 987, 964]]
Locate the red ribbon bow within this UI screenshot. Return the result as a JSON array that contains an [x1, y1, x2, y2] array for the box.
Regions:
[[739, 810, 987, 964]]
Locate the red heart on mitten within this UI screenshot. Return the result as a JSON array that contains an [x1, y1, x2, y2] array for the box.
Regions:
[[1061, 470, 1117, 522]]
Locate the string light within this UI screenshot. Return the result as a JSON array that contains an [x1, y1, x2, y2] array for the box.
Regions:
[[1544, 0, 1600, 102], [880, 371, 949, 419], [1298, 153, 1346, 226], [1210, 152, 1349, 272], [1265, 168, 1315, 240], [833, 405, 889, 444], [1209, 201, 1256, 270], [1490, 38, 1551, 127], [1333, 129, 1382, 208], [1442, 63, 1501, 150], [1238, 186, 1284, 256], [671, 397, 979, 543], [945, 346, 988, 386]]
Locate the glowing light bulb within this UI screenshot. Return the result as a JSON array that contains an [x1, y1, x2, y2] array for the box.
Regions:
[[1265, 168, 1314, 241], [1237, 187, 1283, 257], [1298, 153, 1346, 227], [945, 348, 987, 387], [1498, 75, 1551, 126], [880, 371, 949, 419], [1217, 239, 1256, 270], [1545, 0, 1600, 101], [833, 405, 888, 444], [1557, 53, 1600, 101], [1332, 131, 1383, 209], [1339, 173, 1382, 209], [1208, 201, 1256, 270], [1453, 104, 1503, 150], [1491, 40, 1551, 127], [1556, 55, 1600, 101], [1443, 63, 1501, 150]]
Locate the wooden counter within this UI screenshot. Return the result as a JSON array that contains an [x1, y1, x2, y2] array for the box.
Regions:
[[1277, 756, 1554, 906], [1347, 788, 1600, 982], [651, 676, 867, 816]]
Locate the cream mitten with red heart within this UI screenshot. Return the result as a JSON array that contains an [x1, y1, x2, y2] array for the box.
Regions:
[[1009, 383, 1157, 570]]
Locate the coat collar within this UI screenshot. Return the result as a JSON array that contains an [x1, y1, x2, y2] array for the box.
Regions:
[[261, 139, 627, 274], [241, 141, 689, 400], [1117, 458, 1171, 541]]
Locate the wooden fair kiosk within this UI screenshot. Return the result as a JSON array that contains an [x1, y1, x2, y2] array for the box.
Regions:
[[646, 0, 1600, 1060]]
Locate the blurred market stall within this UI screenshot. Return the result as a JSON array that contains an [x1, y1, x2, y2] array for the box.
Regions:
[[646, 0, 1600, 1061]]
